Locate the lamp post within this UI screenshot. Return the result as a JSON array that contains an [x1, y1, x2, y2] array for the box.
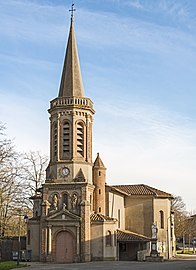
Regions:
[[24, 215, 29, 261], [17, 213, 21, 266], [16, 212, 29, 266]]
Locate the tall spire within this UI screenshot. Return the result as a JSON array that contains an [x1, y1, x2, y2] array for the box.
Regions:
[[58, 5, 84, 98]]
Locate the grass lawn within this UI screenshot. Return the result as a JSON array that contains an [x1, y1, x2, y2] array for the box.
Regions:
[[0, 261, 27, 270]]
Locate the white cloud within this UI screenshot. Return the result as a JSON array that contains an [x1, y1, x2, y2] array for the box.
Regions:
[[158, 0, 189, 19], [126, 0, 143, 9], [93, 101, 196, 211], [0, 1, 67, 44], [1, 0, 196, 212]]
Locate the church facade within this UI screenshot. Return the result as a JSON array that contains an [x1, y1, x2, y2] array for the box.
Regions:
[[27, 15, 175, 263]]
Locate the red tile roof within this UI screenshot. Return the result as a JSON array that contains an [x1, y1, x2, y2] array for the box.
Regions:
[[90, 213, 116, 222], [111, 184, 173, 198], [117, 229, 151, 242]]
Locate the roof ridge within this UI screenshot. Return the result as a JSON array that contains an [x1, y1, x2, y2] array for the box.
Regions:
[[108, 186, 129, 195], [143, 184, 158, 196], [110, 184, 173, 198], [144, 184, 173, 197]]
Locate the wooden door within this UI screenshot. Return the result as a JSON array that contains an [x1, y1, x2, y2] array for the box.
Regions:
[[56, 231, 75, 263]]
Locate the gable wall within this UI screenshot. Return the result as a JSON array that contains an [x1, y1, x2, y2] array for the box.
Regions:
[[28, 221, 40, 261], [153, 198, 172, 258], [91, 223, 103, 260], [91, 221, 118, 261], [124, 197, 153, 237], [106, 191, 125, 229]]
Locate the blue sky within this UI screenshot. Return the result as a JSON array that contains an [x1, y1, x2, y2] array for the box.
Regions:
[[0, 0, 196, 212]]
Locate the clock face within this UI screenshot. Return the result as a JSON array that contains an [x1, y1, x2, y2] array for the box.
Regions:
[[62, 167, 70, 176]]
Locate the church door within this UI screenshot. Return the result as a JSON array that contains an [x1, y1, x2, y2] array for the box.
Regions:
[[55, 231, 75, 263]]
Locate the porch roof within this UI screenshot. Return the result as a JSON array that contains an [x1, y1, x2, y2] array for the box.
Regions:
[[117, 229, 151, 242]]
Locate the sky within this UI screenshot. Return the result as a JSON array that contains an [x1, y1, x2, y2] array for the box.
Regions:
[[0, 0, 196, 212]]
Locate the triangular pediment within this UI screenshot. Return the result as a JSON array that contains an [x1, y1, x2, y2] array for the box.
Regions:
[[46, 208, 81, 221], [74, 168, 86, 182]]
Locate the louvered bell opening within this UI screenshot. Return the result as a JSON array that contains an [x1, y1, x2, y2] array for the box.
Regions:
[[77, 123, 84, 157], [63, 122, 70, 159]]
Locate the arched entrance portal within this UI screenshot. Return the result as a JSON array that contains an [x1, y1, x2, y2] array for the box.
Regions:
[[55, 231, 75, 263]]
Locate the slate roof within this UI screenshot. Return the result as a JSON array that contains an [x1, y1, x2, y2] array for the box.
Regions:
[[90, 213, 116, 222], [112, 184, 173, 198], [117, 229, 151, 242]]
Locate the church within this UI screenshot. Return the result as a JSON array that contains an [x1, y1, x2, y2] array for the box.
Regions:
[[27, 10, 175, 263]]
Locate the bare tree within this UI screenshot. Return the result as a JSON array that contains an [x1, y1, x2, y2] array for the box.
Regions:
[[0, 123, 23, 236], [19, 151, 48, 206], [0, 124, 32, 236], [171, 195, 196, 252], [172, 196, 186, 212], [0, 123, 15, 164], [171, 196, 187, 238]]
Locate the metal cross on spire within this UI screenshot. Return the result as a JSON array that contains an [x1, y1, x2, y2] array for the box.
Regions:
[[69, 3, 76, 21]]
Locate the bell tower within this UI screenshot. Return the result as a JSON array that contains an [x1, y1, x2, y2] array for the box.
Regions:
[[29, 7, 94, 263], [46, 16, 95, 184]]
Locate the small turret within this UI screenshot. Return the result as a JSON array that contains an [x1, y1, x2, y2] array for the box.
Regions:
[[93, 153, 106, 215]]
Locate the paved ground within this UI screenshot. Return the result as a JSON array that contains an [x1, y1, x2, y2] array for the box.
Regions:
[[16, 256, 196, 270]]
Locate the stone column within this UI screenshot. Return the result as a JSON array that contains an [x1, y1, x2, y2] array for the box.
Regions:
[[41, 200, 50, 217], [47, 225, 52, 254], [80, 199, 91, 262], [40, 227, 47, 261], [74, 224, 80, 262], [76, 225, 80, 255]]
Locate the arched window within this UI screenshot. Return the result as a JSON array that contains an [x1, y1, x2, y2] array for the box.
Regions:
[[62, 193, 68, 209], [160, 210, 164, 229], [76, 122, 84, 157], [106, 230, 112, 246], [62, 121, 70, 159], [53, 122, 57, 160]]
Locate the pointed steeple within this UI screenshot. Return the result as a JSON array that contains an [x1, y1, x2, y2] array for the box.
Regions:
[[58, 17, 84, 97], [94, 153, 106, 168]]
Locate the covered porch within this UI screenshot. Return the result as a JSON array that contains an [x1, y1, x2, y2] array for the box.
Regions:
[[117, 229, 151, 261]]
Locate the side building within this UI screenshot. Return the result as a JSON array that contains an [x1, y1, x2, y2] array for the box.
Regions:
[[27, 14, 175, 263]]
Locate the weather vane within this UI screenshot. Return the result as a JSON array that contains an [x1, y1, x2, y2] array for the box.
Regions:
[[69, 3, 76, 20]]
